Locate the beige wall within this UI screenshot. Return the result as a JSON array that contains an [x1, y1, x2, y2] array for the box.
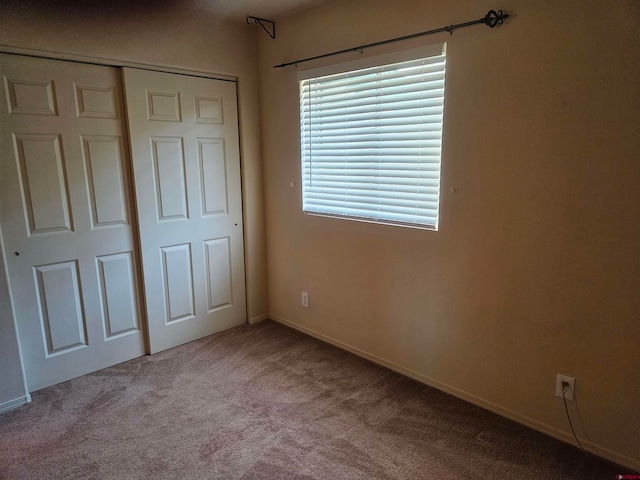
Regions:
[[258, 0, 640, 469], [0, 0, 268, 399]]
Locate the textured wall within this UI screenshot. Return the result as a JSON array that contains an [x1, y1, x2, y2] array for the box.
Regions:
[[0, 0, 268, 398], [257, 0, 640, 468]]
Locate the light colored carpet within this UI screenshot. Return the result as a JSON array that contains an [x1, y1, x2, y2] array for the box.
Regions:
[[0, 320, 628, 479]]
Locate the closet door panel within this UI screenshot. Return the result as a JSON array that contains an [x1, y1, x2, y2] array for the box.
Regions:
[[0, 54, 145, 391], [123, 68, 246, 354]]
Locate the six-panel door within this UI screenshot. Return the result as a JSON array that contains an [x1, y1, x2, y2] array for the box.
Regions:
[[123, 68, 246, 354], [0, 54, 146, 390]]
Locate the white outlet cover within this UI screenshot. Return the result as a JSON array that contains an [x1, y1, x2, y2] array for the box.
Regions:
[[555, 374, 575, 401]]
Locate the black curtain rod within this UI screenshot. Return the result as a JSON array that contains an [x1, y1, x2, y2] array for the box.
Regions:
[[273, 9, 509, 68]]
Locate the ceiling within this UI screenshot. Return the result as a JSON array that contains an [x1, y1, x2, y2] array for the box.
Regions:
[[201, 0, 334, 20], [1, 0, 335, 24]]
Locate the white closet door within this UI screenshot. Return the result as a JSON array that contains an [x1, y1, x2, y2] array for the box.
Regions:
[[122, 68, 246, 353], [0, 54, 145, 391]]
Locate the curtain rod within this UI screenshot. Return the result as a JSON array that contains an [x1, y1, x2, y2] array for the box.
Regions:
[[273, 9, 509, 69]]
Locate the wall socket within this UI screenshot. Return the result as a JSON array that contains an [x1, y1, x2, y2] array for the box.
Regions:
[[301, 292, 309, 308], [555, 374, 575, 401]]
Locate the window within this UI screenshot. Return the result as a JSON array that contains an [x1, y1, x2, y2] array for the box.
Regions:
[[299, 44, 447, 230]]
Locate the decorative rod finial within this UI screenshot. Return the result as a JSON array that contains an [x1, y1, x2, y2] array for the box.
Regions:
[[484, 9, 509, 28]]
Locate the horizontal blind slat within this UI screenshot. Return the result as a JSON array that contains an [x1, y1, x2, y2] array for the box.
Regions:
[[303, 199, 438, 217], [301, 82, 445, 106], [303, 160, 441, 168], [304, 185, 440, 196], [304, 192, 440, 206], [304, 207, 438, 226], [303, 169, 442, 180]]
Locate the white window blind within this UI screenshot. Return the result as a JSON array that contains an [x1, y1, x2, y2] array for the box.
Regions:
[[299, 44, 446, 230]]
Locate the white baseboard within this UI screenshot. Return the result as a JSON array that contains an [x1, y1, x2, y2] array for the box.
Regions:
[[248, 313, 269, 325], [0, 394, 31, 414], [270, 314, 639, 473]]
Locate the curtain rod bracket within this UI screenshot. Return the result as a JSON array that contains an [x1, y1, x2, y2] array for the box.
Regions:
[[246, 16, 276, 39], [274, 9, 510, 68]]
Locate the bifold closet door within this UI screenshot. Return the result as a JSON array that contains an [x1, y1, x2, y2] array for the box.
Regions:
[[122, 68, 246, 354], [0, 54, 145, 391]]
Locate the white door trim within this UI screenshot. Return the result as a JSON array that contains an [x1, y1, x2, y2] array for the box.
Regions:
[[0, 395, 32, 414], [0, 225, 31, 406], [0, 45, 237, 83]]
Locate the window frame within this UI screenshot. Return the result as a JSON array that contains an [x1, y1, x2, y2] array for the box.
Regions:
[[297, 43, 447, 231]]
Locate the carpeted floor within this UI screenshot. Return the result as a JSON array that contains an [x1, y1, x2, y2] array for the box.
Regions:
[[0, 320, 629, 479]]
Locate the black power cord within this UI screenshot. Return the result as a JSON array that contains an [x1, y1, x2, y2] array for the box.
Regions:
[[561, 381, 595, 463], [562, 385, 639, 475]]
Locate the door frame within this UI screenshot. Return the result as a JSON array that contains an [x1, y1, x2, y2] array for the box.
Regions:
[[0, 47, 250, 398], [0, 45, 236, 82]]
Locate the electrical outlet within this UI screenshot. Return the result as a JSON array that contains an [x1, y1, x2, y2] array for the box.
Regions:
[[301, 292, 309, 308], [555, 374, 575, 401]]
